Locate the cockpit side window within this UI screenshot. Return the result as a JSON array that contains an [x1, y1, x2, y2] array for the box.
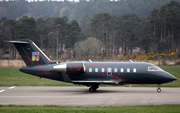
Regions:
[[148, 66, 159, 71]]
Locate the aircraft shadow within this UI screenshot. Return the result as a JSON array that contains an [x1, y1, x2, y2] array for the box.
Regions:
[[40, 89, 159, 95]]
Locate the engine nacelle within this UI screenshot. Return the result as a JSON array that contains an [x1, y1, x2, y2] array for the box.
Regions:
[[52, 62, 85, 73], [67, 62, 84, 73]]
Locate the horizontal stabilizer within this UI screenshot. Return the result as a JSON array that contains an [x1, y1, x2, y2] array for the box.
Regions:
[[6, 40, 29, 44]]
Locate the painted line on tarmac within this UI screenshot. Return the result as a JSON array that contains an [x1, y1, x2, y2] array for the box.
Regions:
[[0, 86, 16, 93], [9, 86, 16, 89], [0, 90, 5, 93]]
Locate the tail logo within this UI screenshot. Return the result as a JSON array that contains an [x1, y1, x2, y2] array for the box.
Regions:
[[32, 52, 40, 61]]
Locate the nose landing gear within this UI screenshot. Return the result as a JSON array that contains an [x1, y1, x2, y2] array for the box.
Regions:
[[157, 84, 161, 93]]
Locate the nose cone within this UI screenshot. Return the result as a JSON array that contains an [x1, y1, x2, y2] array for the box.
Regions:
[[166, 72, 177, 82], [171, 75, 177, 81]]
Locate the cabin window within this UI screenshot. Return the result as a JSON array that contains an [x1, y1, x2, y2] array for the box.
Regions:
[[107, 68, 112, 73], [121, 68, 124, 72], [127, 68, 130, 73], [95, 68, 98, 72], [114, 68, 117, 73], [133, 68, 136, 73], [89, 68, 92, 72], [148, 66, 159, 71], [102, 68, 105, 72], [107, 68, 112, 76]]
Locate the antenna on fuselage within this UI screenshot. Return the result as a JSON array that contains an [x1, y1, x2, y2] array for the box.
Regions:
[[89, 59, 92, 62], [129, 59, 133, 62]]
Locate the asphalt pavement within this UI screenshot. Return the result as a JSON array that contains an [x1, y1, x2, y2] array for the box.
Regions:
[[0, 86, 180, 106]]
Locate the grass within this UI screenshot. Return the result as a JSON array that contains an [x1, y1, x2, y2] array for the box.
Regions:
[[0, 66, 179, 87], [0, 67, 75, 86], [0, 104, 180, 113]]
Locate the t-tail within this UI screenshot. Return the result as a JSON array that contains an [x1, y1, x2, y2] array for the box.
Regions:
[[9, 39, 58, 67]]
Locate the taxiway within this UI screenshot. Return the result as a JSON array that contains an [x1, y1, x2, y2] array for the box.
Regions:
[[0, 87, 180, 106]]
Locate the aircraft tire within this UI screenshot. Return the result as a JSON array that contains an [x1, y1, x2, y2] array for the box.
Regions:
[[89, 87, 96, 92], [157, 88, 161, 93]]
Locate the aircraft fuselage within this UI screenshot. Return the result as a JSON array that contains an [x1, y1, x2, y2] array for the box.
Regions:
[[10, 39, 177, 92], [19, 62, 177, 86]]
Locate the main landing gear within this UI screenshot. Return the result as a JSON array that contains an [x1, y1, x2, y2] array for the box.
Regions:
[[157, 84, 161, 93], [89, 85, 99, 92]]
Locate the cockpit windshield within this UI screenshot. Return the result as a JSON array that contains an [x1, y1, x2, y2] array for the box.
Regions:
[[148, 66, 162, 71]]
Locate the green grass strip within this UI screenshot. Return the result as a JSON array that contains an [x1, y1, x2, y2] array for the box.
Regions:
[[0, 104, 180, 113]]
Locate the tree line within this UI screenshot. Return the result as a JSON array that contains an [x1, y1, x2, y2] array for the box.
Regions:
[[0, 16, 84, 59], [0, 0, 179, 23], [80, 0, 180, 59], [0, 0, 180, 60]]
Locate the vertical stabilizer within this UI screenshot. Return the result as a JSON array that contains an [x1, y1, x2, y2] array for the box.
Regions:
[[10, 39, 51, 67]]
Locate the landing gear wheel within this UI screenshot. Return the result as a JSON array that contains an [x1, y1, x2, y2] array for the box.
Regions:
[[89, 87, 96, 92], [89, 85, 99, 92], [157, 88, 161, 93], [157, 84, 161, 93]]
